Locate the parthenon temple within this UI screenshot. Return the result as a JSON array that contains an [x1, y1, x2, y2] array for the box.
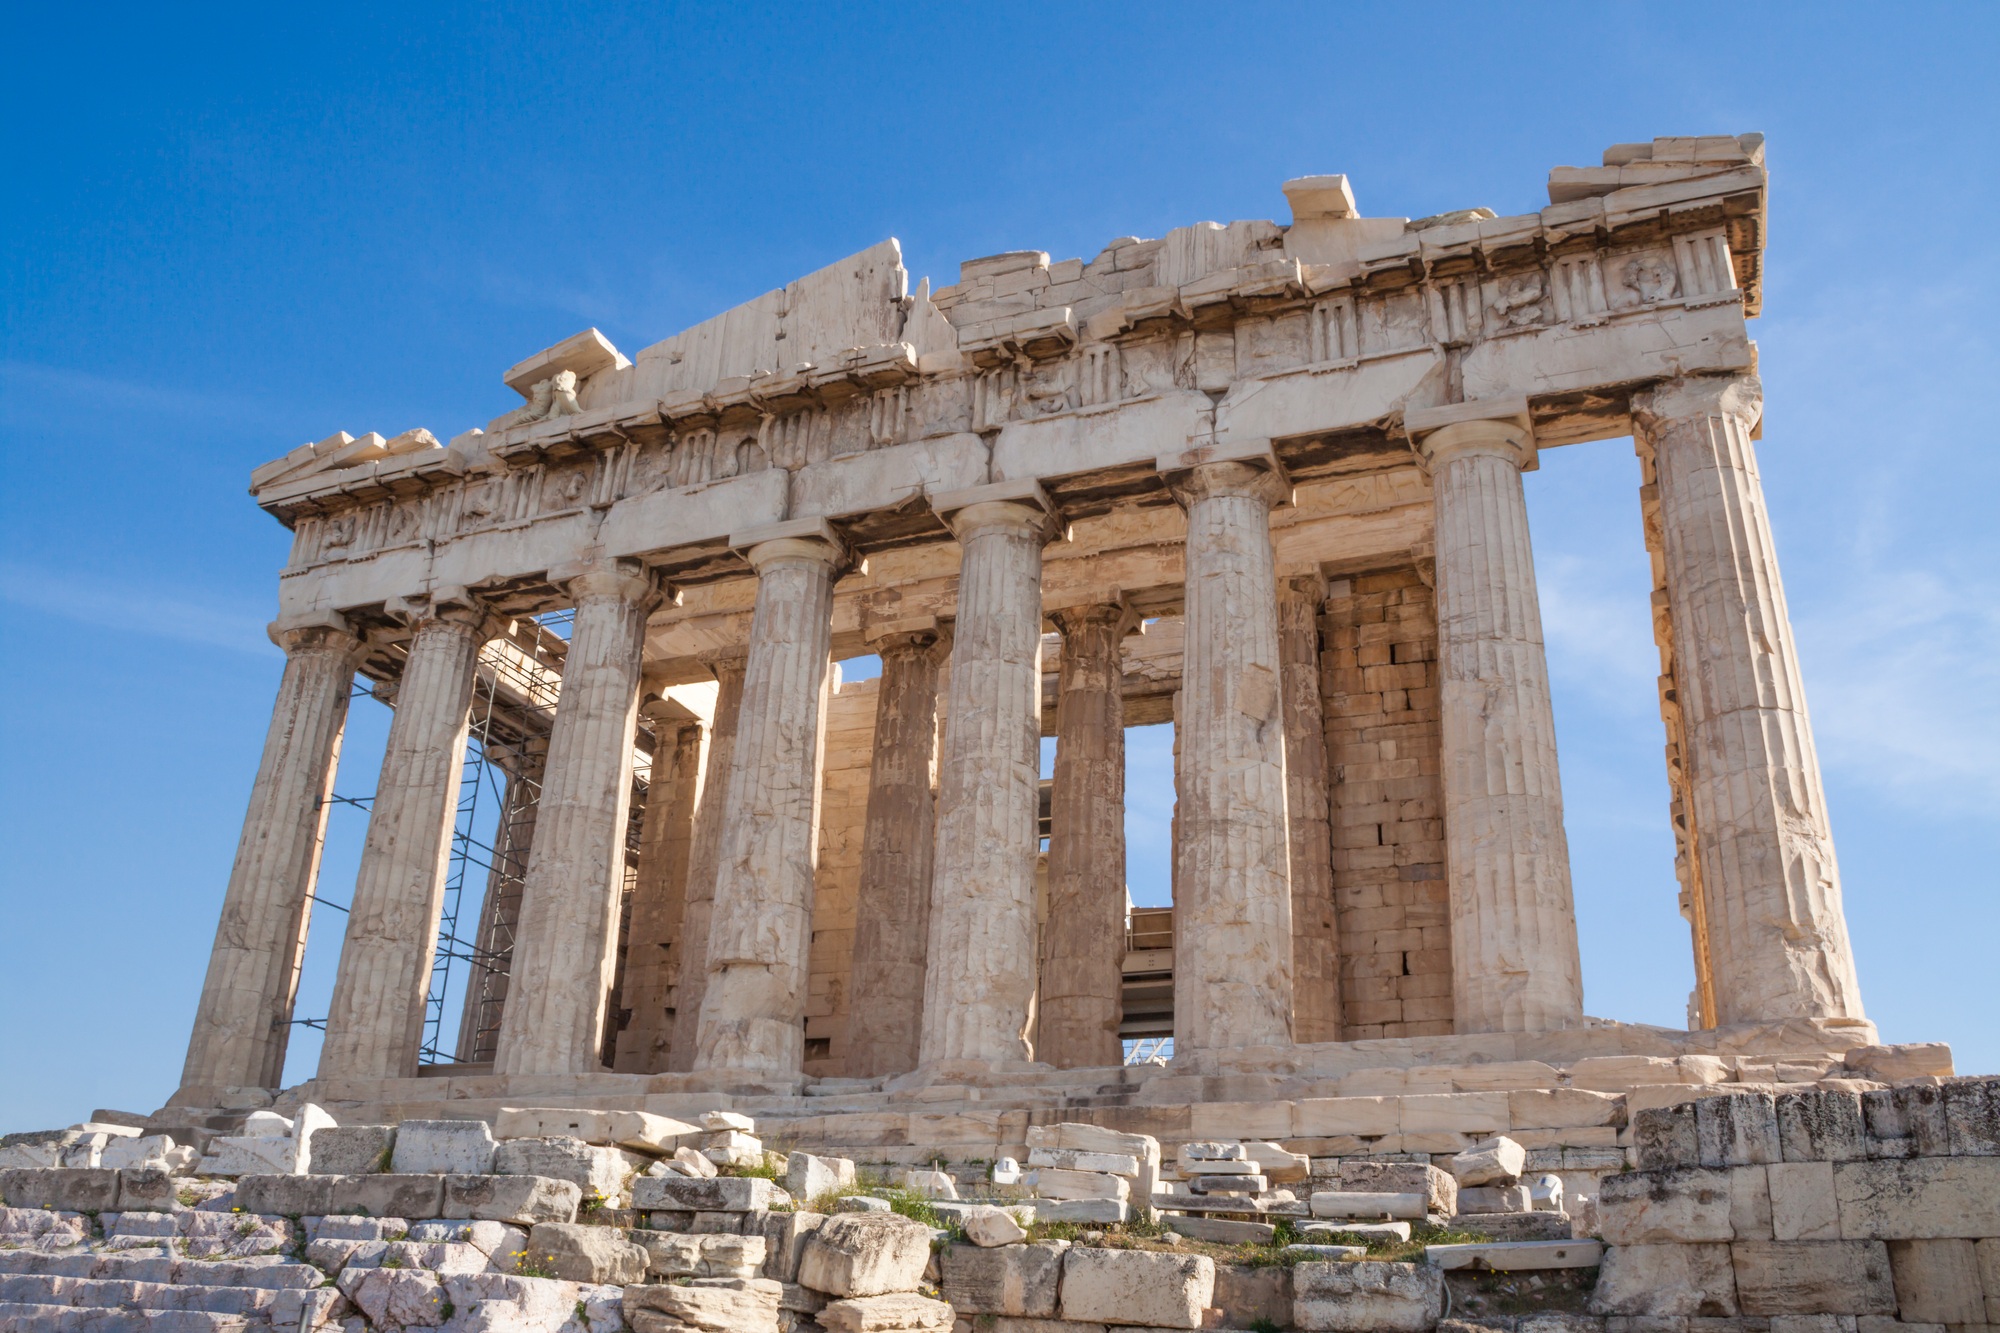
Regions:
[[171, 133, 1900, 1148]]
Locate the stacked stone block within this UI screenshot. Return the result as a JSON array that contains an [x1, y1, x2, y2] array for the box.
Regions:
[[1318, 569, 1452, 1040]]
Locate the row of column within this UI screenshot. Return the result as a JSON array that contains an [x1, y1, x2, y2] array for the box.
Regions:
[[174, 372, 1862, 1101]]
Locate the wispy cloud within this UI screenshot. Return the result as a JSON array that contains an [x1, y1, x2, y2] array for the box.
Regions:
[[0, 562, 275, 658], [0, 361, 290, 430]]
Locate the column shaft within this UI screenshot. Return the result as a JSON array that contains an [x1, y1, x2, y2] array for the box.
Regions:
[[845, 633, 946, 1079], [1635, 375, 1863, 1024], [1040, 605, 1129, 1069], [1172, 462, 1295, 1053], [454, 745, 544, 1063], [613, 714, 706, 1073], [692, 538, 842, 1075], [919, 501, 1049, 1067], [179, 621, 360, 1098], [1279, 576, 1341, 1043], [1419, 418, 1584, 1033], [668, 655, 746, 1072], [494, 565, 660, 1075], [320, 604, 492, 1080]]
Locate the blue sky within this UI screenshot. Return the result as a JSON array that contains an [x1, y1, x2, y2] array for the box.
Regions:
[[2, 3, 1995, 1130]]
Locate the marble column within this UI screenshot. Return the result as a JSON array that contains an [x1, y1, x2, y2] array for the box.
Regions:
[[494, 562, 663, 1076], [1039, 602, 1132, 1069], [846, 628, 947, 1079], [1279, 573, 1341, 1044], [612, 702, 706, 1073], [320, 595, 497, 1081], [1633, 375, 1863, 1024], [1413, 411, 1584, 1034], [178, 616, 362, 1100], [668, 651, 746, 1073], [1172, 462, 1296, 1054], [692, 535, 845, 1075], [919, 498, 1053, 1068]]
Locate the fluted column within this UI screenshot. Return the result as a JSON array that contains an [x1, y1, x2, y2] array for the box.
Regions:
[[453, 741, 545, 1063], [494, 562, 663, 1076], [1279, 573, 1341, 1043], [613, 701, 707, 1073], [693, 536, 845, 1075], [1633, 375, 1863, 1024], [919, 498, 1053, 1068], [846, 628, 947, 1079], [1040, 603, 1132, 1069], [320, 595, 498, 1081], [1172, 462, 1295, 1054], [177, 617, 363, 1101], [668, 651, 746, 1072], [1413, 411, 1584, 1033]]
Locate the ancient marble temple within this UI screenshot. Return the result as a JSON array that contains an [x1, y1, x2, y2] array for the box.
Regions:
[[173, 135, 1877, 1130]]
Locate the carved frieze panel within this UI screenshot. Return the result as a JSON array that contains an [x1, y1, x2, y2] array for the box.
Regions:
[[1019, 360, 1076, 417], [972, 365, 1018, 430], [867, 386, 909, 444], [1236, 310, 1310, 379], [1308, 297, 1359, 364], [1119, 338, 1185, 399], [1361, 290, 1430, 357], [1192, 331, 1235, 392], [1426, 277, 1483, 346], [1079, 343, 1121, 408], [1549, 255, 1610, 325], [1485, 270, 1549, 332], [760, 409, 827, 470], [1672, 228, 1739, 305]]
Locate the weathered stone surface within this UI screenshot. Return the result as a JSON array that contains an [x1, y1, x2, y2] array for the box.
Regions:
[[1587, 1242, 1738, 1315], [1768, 1162, 1838, 1242], [309, 1125, 394, 1175], [1768, 1092, 1860, 1166], [1061, 1246, 1214, 1329], [1334, 1161, 1457, 1214], [1030, 1168, 1127, 1202], [391, 1119, 498, 1174], [638, 1230, 768, 1278], [1697, 1095, 1780, 1168], [496, 1135, 646, 1203], [1451, 1137, 1527, 1186], [1941, 1076, 2000, 1156], [1027, 1148, 1140, 1178], [787, 1152, 857, 1200], [1458, 1184, 1532, 1214], [1842, 1043, 1953, 1083], [752, 1210, 828, 1282], [1730, 1241, 1894, 1316], [494, 1107, 701, 1152], [799, 1212, 936, 1297], [821, 1292, 956, 1333], [527, 1220, 650, 1284], [617, 708, 705, 1076], [1727, 1164, 1771, 1242], [636, 1175, 780, 1213], [1033, 1199, 1130, 1225], [339, 1265, 448, 1327], [627, 1276, 783, 1333], [1310, 1190, 1426, 1220], [1885, 1238, 1984, 1325], [942, 1240, 1067, 1315], [1634, 1103, 1702, 1171], [961, 1205, 1030, 1248], [441, 1172, 581, 1225], [1598, 1168, 1734, 1245], [1427, 1238, 1602, 1270], [1213, 1261, 1292, 1330], [0, 1169, 119, 1213], [234, 1173, 339, 1216], [1831, 1157, 2000, 1239], [329, 1172, 446, 1219], [1165, 1214, 1275, 1244], [1292, 1259, 1443, 1332]]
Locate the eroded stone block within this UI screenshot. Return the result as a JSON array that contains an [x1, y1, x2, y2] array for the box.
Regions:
[[1598, 1168, 1734, 1245], [1941, 1077, 2000, 1156], [1587, 1243, 1738, 1316], [1885, 1238, 1984, 1325], [330, 1172, 445, 1220], [1768, 1162, 1838, 1242], [1061, 1247, 1214, 1330], [635, 1174, 780, 1213], [441, 1172, 579, 1226], [942, 1240, 1068, 1316], [309, 1125, 394, 1175], [1634, 1103, 1702, 1171], [1860, 1087, 1948, 1160], [1730, 1241, 1894, 1316], [798, 1211, 935, 1297], [1775, 1091, 1864, 1164], [391, 1119, 497, 1175], [1697, 1096, 1780, 1168], [1291, 1259, 1441, 1332], [526, 1220, 649, 1284], [1831, 1157, 2000, 1240]]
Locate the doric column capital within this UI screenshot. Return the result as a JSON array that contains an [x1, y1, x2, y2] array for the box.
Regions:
[[554, 558, 670, 610], [1414, 417, 1535, 471], [1050, 598, 1142, 640], [1169, 459, 1289, 511], [639, 693, 703, 729], [384, 587, 509, 643], [931, 479, 1063, 544], [867, 620, 950, 661], [699, 644, 750, 681], [267, 610, 365, 658], [745, 534, 847, 575], [1632, 374, 1763, 433]]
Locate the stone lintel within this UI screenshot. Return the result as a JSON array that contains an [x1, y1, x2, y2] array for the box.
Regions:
[[727, 516, 851, 567]]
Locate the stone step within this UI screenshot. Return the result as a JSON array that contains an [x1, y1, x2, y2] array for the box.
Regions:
[[0, 1300, 255, 1332], [0, 1251, 323, 1289], [0, 1273, 287, 1317]]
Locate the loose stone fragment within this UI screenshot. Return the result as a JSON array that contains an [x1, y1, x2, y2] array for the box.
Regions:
[[941, 1238, 1066, 1314], [960, 1204, 1029, 1248], [527, 1220, 651, 1284], [1060, 1247, 1214, 1329], [1449, 1136, 1527, 1186], [787, 1152, 856, 1199], [391, 1119, 497, 1174], [819, 1292, 956, 1333], [798, 1212, 936, 1297], [1291, 1260, 1443, 1332]]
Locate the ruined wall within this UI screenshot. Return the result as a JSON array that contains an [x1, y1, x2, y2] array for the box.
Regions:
[[802, 675, 880, 1077], [1320, 568, 1452, 1040]]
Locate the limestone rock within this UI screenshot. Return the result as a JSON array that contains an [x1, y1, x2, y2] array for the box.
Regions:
[[1596, 1167, 1734, 1245], [1059, 1246, 1214, 1329], [393, 1118, 498, 1174], [496, 1105, 700, 1152], [1240, 1141, 1310, 1184], [839, 1196, 892, 1214], [1887, 1237, 1987, 1325], [1033, 1199, 1129, 1225], [638, 1174, 781, 1214], [310, 1125, 395, 1175], [639, 1231, 770, 1279], [942, 1239, 1067, 1315], [703, 1111, 757, 1132], [627, 1276, 783, 1333], [990, 1158, 1022, 1186], [1165, 1214, 1275, 1244], [787, 1152, 856, 1199], [799, 1212, 937, 1297], [443, 1271, 590, 1330], [1457, 1184, 1531, 1214], [902, 1168, 959, 1199], [704, 1130, 766, 1169], [1696, 1094, 1781, 1167], [1730, 1239, 1894, 1315], [819, 1292, 955, 1333], [1309, 1190, 1426, 1220], [1028, 1168, 1126, 1201], [497, 1135, 647, 1203], [1450, 1136, 1527, 1186], [1335, 1161, 1457, 1214], [443, 1171, 583, 1226], [1528, 1174, 1563, 1212], [753, 1210, 830, 1282], [1026, 1147, 1140, 1178], [528, 1220, 651, 1284], [1775, 1089, 1866, 1163], [960, 1204, 1029, 1248], [1831, 1156, 2000, 1239], [1292, 1260, 1443, 1331], [1587, 1242, 1738, 1315], [339, 1266, 448, 1327]]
